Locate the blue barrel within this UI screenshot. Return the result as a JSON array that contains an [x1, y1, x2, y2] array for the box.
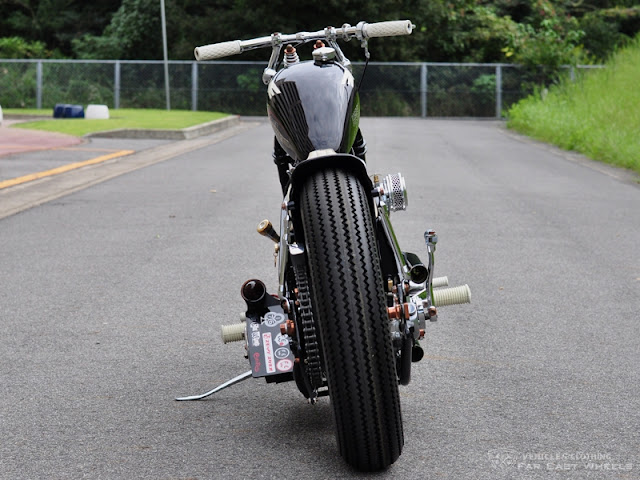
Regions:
[[63, 104, 84, 118], [53, 103, 69, 118]]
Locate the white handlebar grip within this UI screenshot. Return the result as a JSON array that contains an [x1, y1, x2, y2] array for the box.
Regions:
[[362, 20, 414, 38], [194, 40, 242, 61]]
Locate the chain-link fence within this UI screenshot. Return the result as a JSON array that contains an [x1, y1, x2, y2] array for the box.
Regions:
[[0, 59, 602, 118]]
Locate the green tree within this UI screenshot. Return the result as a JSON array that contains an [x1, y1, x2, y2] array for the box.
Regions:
[[500, 0, 586, 85], [0, 35, 49, 58], [579, 6, 640, 59], [1, 0, 638, 64], [0, 0, 119, 57], [72, 0, 184, 59]]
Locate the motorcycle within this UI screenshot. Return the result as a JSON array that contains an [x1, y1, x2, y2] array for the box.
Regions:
[[177, 20, 471, 471]]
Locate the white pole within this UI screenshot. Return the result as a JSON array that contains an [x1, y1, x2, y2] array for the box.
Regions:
[[160, 0, 170, 110]]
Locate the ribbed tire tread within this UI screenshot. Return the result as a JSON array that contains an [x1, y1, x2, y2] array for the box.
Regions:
[[300, 168, 403, 471]]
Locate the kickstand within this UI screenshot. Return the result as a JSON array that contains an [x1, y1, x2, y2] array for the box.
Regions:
[[175, 370, 253, 401]]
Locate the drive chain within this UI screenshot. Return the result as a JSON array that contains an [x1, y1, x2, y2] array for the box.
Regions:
[[293, 263, 324, 390]]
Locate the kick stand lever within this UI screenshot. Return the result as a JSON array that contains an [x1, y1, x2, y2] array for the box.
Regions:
[[175, 370, 252, 401]]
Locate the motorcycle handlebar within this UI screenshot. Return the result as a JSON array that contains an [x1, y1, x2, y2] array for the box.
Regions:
[[194, 20, 414, 61]]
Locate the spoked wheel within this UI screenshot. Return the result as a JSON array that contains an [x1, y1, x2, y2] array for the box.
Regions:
[[299, 167, 403, 471]]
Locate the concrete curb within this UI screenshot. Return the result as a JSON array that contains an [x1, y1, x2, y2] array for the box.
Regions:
[[85, 115, 240, 140]]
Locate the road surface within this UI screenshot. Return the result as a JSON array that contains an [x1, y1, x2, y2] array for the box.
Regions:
[[1, 118, 638, 479]]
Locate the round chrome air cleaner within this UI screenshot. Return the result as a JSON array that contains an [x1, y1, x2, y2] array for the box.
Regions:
[[382, 173, 408, 211]]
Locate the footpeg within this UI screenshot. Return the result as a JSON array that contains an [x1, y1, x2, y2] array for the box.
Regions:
[[433, 284, 471, 306], [221, 322, 245, 343], [403, 228, 472, 338], [432, 276, 448, 288]]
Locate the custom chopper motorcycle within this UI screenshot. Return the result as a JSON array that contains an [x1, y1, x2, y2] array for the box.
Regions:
[[177, 20, 471, 471]]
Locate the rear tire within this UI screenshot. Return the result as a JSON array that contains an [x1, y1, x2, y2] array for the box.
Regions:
[[300, 168, 404, 471]]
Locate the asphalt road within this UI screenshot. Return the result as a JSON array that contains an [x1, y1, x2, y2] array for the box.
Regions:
[[1, 118, 638, 479]]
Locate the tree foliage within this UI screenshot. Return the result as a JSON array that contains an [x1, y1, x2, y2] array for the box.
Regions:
[[71, 0, 182, 59], [0, 35, 49, 58], [0, 0, 116, 56], [0, 0, 638, 65]]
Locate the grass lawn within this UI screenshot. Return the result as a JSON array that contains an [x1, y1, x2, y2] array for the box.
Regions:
[[3, 108, 228, 137]]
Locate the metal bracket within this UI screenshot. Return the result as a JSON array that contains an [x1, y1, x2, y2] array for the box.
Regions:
[[262, 33, 283, 85], [175, 370, 252, 401], [424, 229, 438, 321], [354, 21, 370, 58]]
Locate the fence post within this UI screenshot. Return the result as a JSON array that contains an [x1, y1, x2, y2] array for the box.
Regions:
[[160, 0, 170, 110], [191, 62, 198, 111], [495, 64, 502, 119], [420, 63, 428, 118], [114, 61, 121, 109], [36, 61, 43, 109]]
